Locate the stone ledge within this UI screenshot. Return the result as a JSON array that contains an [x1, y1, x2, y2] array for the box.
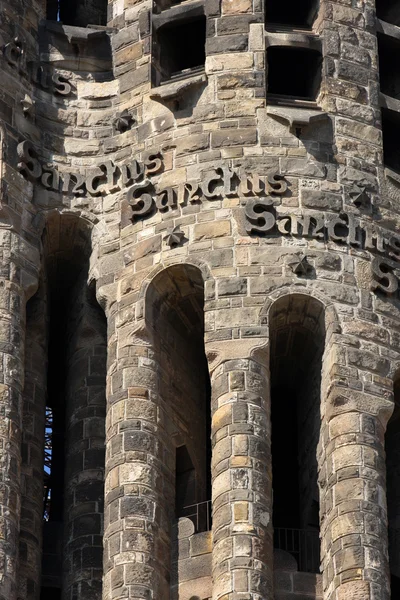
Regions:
[[377, 18, 400, 42], [379, 92, 400, 113], [265, 30, 321, 51], [266, 104, 328, 131], [149, 72, 207, 101], [385, 166, 400, 186]]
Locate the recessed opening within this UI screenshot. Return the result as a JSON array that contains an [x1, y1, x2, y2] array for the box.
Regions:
[[270, 295, 324, 574], [176, 446, 197, 515], [376, 0, 400, 27], [385, 378, 400, 598], [265, 0, 318, 29], [46, 0, 107, 26], [40, 588, 62, 600], [378, 34, 400, 99], [267, 47, 322, 101], [382, 108, 400, 173], [38, 214, 106, 599], [146, 265, 211, 535], [153, 16, 206, 84]]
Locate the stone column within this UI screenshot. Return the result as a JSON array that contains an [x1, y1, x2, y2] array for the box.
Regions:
[[209, 350, 272, 600], [319, 338, 393, 600], [0, 230, 37, 600], [63, 290, 107, 600], [19, 288, 47, 600], [102, 312, 173, 600]]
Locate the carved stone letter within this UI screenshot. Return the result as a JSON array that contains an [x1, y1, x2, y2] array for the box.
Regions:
[[17, 140, 42, 181], [371, 257, 398, 295], [245, 198, 275, 234]]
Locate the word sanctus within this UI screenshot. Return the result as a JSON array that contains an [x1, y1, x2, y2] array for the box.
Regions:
[[17, 140, 163, 195], [128, 167, 287, 220]]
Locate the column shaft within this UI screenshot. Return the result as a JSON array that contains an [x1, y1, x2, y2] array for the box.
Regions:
[[19, 290, 47, 600], [210, 357, 272, 600], [102, 322, 173, 600], [320, 383, 391, 600], [0, 231, 30, 600]]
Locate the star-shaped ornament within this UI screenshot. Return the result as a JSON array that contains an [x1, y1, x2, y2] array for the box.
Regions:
[[114, 110, 136, 133], [349, 186, 371, 209], [164, 225, 185, 247], [21, 94, 34, 118], [288, 254, 312, 276]]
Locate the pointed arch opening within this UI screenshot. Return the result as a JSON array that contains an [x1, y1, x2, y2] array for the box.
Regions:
[[269, 294, 325, 576]]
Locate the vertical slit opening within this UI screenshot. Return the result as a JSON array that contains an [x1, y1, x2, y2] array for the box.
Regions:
[[382, 108, 400, 173], [270, 294, 325, 574], [39, 214, 106, 600]]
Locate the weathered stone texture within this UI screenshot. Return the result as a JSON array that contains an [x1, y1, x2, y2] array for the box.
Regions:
[[0, 0, 399, 599]]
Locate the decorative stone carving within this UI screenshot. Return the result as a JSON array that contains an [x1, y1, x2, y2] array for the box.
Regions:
[[3, 37, 23, 67], [164, 225, 185, 247], [114, 110, 136, 133], [267, 105, 328, 133], [149, 73, 207, 102], [288, 254, 312, 276], [21, 94, 34, 118], [350, 185, 371, 209]]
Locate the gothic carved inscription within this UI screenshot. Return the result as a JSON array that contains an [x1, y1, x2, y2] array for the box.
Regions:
[[16, 141, 399, 295], [2, 38, 72, 96], [245, 197, 400, 296], [16, 140, 162, 195], [128, 166, 287, 220]]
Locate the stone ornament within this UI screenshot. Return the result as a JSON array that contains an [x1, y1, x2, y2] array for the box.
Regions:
[[288, 254, 312, 276], [21, 94, 34, 118], [350, 185, 371, 209], [164, 225, 185, 247], [3, 37, 23, 67], [114, 110, 136, 133]]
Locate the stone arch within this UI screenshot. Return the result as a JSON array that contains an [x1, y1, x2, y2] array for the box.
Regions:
[[139, 258, 213, 329], [261, 286, 341, 338], [268, 292, 326, 579]]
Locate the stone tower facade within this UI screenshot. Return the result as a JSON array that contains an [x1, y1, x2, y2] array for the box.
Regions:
[[1, 0, 400, 599]]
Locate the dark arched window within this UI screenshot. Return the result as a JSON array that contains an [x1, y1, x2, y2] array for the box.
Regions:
[[270, 294, 325, 574]]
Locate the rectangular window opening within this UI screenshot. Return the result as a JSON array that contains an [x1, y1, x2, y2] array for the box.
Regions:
[[267, 46, 322, 103], [153, 15, 206, 85], [378, 33, 400, 100], [265, 0, 318, 30], [382, 108, 400, 174]]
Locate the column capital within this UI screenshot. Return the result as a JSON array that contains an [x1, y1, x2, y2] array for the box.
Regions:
[[205, 337, 268, 375]]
